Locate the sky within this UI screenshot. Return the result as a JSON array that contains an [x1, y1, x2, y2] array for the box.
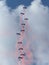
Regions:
[[0, 0, 49, 65], [6, 0, 49, 9]]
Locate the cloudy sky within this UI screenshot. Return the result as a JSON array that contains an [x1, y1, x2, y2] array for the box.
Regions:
[[0, 0, 49, 65]]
